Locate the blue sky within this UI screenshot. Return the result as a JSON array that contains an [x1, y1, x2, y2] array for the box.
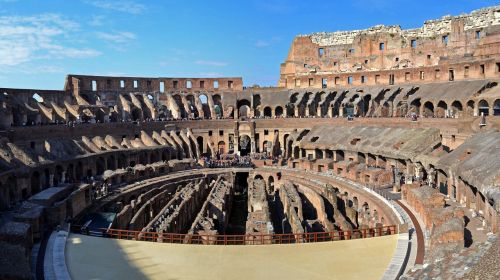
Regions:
[[0, 0, 498, 89]]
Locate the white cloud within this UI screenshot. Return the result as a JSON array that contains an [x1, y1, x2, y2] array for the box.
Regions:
[[89, 15, 105, 26], [254, 37, 282, 48], [96, 31, 136, 43], [198, 72, 224, 78], [83, 0, 146, 14], [254, 40, 270, 48], [195, 60, 228, 67], [0, 14, 101, 66]]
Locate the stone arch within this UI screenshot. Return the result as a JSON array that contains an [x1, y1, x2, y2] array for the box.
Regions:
[[423, 101, 434, 117], [212, 94, 223, 118], [268, 175, 275, 194], [494, 99, 500, 116], [237, 99, 251, 118], [263, 106, 272, 117], [410, 98, 421, 115], [275, 106, 283, 117], [186, 94, 199, 119], [315, 148, 323, 159], [436, 101, 448, 118], [466, 100, 475, 116], [198, 94, 210, 119], [451, 100, 463, 117], [380, 101, 391, 117], [217, 141, 226, 155], [293, 146, 300, 159], [196, 136, 204, 155], [478, 99, 489, 116], [173, 94, 187, 119]]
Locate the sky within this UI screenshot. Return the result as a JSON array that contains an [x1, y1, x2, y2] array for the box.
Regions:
[[0, 0, 498, 90]]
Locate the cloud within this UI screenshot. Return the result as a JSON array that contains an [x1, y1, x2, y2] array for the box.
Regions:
[[254, 40, 270, 48], [195, 60, 228, 67], [89, 15, 104, 26], [83, 0, 146, 14], [198, 72, 224, 78], [96, 31, 136, 43], [0, 14, 101, 66], [254, 37, 282, 48]]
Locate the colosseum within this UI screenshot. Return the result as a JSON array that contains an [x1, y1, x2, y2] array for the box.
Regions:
[[0, 5, 499, 280]]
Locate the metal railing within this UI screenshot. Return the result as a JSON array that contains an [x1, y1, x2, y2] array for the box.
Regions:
[[71, 225, 398, 245]]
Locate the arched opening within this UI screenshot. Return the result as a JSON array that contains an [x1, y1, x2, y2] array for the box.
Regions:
[[212, 94, 223, 118], [217, 141, 225, 155], [173, 95, 187, 119], [361, 95, 372, 117], [293, 146, 300, 159], [315, 148, 323, 159], [451, 100, 463, 117], [436, 101, 447, 118], [466, 100, 475, 116], [262, 140, 271, 155], [423, 101, 434, 117], [268, 176, 275, 194], [196, 136, 204, 155], [263, 106, 272, 117], [478, 100, 489, 116], [239, 135, 251, 156], [410, 98, 421, 115], [131, 107, 142, 121], [237, 99, 251, 119], [380, 101, 391, 117], [186, 95, 199, 119], [494, 99, 500, 116], [275, 106, 283, 117], [199, 94, 211, 119], [358, 152, 366, 164]]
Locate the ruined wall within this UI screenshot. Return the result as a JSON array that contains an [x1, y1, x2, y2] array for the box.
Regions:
[[280, 6, 500, 88]]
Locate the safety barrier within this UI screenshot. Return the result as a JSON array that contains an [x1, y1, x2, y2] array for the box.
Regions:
[[71, 225, 398, 245]]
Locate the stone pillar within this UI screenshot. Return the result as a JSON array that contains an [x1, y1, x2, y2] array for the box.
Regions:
[[61, 171, 66, 184]]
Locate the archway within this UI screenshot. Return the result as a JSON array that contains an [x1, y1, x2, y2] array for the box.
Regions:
[[451, 100, 463, 117], [436, 101, 447, 118], [494, 99, 500, 116], [199, 94, 210, 119], [212, 94, 223, 118], [275, 106, 283, 117], [423, 101, 434, 117], [31, 171, 41, 194], [263, 106, 272, 117], [410, 98, 421, 115], [466, 100, 475, 116], [237, 99, 251, 118], [478, 100, 489, 116], [239, 135, 251, 156], [217, 141, 225, 155], [268, 176, 275, 194], [196, 136, 204, 155]]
